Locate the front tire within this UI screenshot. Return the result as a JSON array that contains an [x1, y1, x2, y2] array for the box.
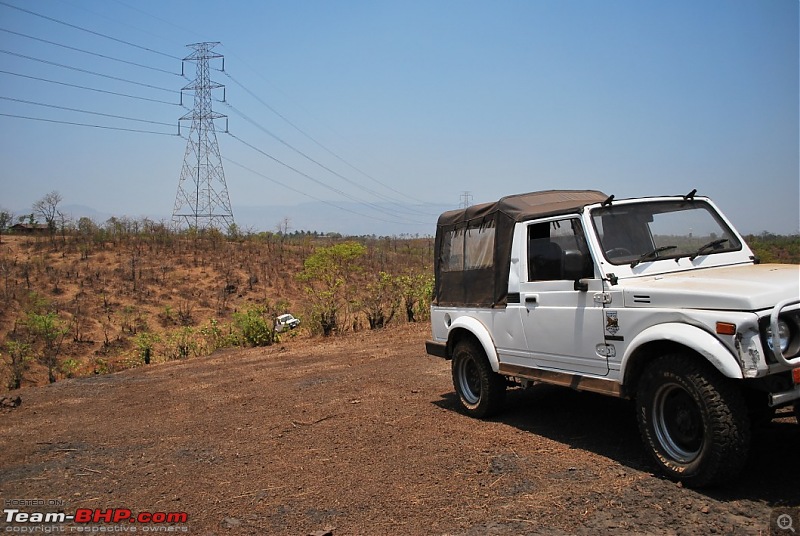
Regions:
[[635, 354, 750, 487], [451, 340, 506, 418]]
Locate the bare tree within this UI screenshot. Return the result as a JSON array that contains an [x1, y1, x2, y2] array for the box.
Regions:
[[33, 191, 62, 245], [0, 208, 13, 244], [56, 210, 71, 246]]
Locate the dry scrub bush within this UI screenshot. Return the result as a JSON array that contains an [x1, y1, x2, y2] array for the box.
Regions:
[[0, 224, 434, 389]]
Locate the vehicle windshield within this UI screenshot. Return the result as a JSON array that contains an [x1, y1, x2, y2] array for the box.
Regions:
[[591, 200, 741, 266]]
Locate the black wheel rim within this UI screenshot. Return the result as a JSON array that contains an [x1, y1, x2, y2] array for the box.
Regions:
[[653, 383, 703, 463], [457, 355, 481, 405]]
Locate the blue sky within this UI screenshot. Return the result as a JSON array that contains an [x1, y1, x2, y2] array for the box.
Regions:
[[0, 0, 797, 235]]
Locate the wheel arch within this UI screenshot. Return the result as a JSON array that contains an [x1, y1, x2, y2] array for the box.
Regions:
[[446, 317, 500, 373], [621, 323, 743, 397]]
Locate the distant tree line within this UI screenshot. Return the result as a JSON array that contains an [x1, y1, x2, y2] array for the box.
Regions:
[[744, 232, 800, 264]]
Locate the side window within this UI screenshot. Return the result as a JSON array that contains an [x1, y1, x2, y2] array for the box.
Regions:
[[441, 220, 495, 272], [441, 228, 463, 272], [527, 218, 594, 282], [463, 224, 494, 269]]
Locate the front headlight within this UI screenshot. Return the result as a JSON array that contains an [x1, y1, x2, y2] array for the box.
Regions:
[[766, 320, 791, 353]]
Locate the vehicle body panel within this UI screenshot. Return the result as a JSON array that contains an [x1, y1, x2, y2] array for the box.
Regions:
[[428, 192, 800, 401]]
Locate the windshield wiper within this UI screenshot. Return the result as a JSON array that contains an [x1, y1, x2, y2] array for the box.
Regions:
[[689, 238, 729, 261], [630, 245, 677, 268]]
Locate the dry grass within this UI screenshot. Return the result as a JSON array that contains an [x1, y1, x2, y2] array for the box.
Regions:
[[0, 231, 432, 390]]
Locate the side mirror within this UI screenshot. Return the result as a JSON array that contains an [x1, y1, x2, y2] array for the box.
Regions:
[[564, 250, 590, 291], [563, 250, 586, 279]]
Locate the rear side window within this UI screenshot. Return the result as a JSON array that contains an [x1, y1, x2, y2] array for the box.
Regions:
[[442, 221, 495, 272]]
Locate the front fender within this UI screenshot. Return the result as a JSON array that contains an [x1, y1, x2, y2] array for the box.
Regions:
[[621, 322, 743, 381], [448, 316, 500, 372]]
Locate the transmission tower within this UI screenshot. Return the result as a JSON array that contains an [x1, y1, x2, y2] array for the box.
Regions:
[[459, 191, 473, 208], [172, 42, 235, 230]]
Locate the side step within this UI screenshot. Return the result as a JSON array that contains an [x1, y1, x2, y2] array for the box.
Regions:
[[498, 364, 625, 398]]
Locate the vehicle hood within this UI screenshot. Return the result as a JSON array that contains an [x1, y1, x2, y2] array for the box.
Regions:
[[621, 264, 800, 311]]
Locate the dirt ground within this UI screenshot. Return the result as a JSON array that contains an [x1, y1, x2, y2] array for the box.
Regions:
[[1, 323, 798, 535]]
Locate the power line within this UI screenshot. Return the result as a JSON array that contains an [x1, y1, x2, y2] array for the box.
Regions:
[[108, 0, 208, 47], [0, 1, 432, 229], [224, 156, 341, 207], [0, 96, 175, 127], [223, 71, 435, 210], [226, 131, 423, 225], [224, 102, 431, 218], [226, 132, 368, 209], [0, 70, 180, 106], [0, 27, 179, 76], [0, 49, 177, 94], [0, 112, 177, 135], [0, 0, 179, 60], [21, 0, 432, 220], [223, 156, 427, 226]]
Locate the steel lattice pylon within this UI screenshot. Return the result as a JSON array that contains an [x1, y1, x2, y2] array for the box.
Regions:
[[172, 42, 234, 230]]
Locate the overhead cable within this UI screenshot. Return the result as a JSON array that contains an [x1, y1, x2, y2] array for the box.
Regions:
[[108, 0, 207, 48], [0, 96, 175, 127], [0, 112, 177, 135], [0, 70, 180, 106], [0, 27, 179, 76], [0, 49, 176, 94], [226, 132, 424, 225], [224, 156, 341, 206], [223, 156, 427, 226], [0, 0, 180, 60], [224, 102, 430, 218], [223, 71, 435, 210]]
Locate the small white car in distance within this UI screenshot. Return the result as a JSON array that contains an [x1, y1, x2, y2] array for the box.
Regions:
[[275, 313, 300, 332]]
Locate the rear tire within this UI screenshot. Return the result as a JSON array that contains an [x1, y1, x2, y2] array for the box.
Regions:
[[451, 339, 506, 418], [635, 354, 750, 487]]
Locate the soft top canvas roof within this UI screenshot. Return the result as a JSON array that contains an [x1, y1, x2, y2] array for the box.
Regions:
[[436, 190, 609, 228], [433, 190, 608, 307]]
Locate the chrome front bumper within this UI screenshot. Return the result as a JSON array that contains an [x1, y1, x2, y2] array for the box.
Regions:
[[769, 384, 800, 407]]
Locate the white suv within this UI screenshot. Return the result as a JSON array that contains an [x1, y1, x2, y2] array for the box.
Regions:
[[426, 190, 799, 487], [275, 313, 300, 332]]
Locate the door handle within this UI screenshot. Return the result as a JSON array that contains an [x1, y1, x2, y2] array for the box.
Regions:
[[525, 294, 538, 305]]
